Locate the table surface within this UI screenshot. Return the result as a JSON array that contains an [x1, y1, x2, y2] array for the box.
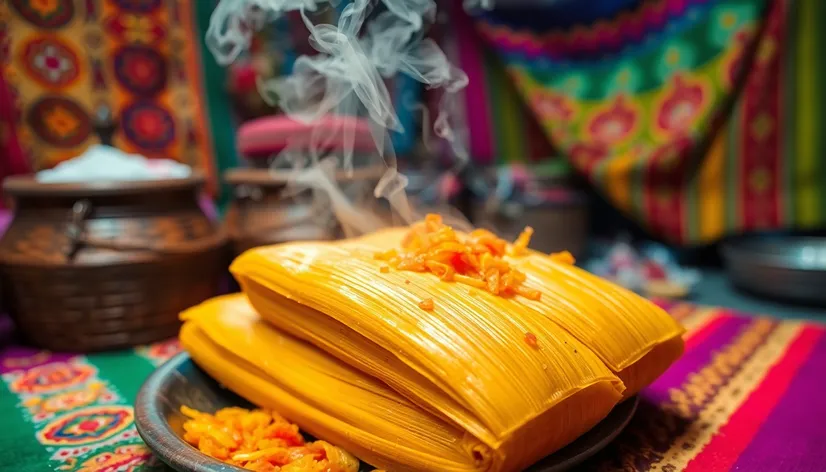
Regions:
[[1, 301, 825, 472]]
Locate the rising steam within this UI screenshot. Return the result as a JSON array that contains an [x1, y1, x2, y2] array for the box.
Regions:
[[208, 0, 489, 235]]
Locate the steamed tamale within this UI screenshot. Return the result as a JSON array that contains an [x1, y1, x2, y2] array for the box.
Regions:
[[508, 251, 684, 396], [179, 216, 685, 471], [224, 216, 685, 471], [250, 222, 684, 397], [180, 294, 622, 472]]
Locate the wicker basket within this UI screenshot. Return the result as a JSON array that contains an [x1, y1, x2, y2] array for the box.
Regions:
[[0, 173, 228, 352]]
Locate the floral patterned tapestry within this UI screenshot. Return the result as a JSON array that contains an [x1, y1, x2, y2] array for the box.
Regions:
[[475, 0, 826, 244], [0, 0, 237, 196]]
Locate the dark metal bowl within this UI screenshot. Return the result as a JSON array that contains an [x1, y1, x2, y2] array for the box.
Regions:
[[722, 235, 826, 305], [136, 353, 638, 472]]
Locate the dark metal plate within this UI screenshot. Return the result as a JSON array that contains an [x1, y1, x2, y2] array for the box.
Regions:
[[723, 235, 826, 305], [136, 353, 637, 472]]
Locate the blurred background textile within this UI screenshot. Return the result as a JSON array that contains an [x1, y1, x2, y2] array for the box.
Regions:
[[0, 0, 239, 196], [3, 0, 826, 247], [473, 0, 826, 245], [0, 68, 31, 193]]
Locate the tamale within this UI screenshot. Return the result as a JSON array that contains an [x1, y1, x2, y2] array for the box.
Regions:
[[509, 251, 685, 396], [180, 295, 484, 472], [180, 294, 622, 472], [229, 235, 650, 470], [229, 218, 684, 466], [295, 224, 685, 396]]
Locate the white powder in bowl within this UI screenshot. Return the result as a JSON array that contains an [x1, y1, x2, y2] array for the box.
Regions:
[[36, 145, 192, 183]]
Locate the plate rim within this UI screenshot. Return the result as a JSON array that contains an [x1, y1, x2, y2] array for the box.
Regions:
[[136, 353, 638, 472], [136, 353, 246, 472]]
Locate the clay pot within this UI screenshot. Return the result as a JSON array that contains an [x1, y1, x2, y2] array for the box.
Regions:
[[224, 167, 386, 255], [0, 173, 228, 352]]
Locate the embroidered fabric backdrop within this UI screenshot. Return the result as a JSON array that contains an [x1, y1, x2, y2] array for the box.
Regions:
[[474, 0, 826, 244], [435, 0, 558, 166], [0, 0, 238, 196], [0, 68, 31, 195]]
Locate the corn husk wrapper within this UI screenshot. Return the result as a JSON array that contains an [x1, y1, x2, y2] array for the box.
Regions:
[[220, 228, 684, 470], [352, 228, 685, 396], [181, 295, 621, 472]]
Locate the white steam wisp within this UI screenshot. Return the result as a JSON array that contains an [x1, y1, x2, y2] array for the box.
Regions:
[[209, 0, 486, 235]]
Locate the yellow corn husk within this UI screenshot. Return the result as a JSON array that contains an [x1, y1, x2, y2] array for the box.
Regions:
[[225, 230, 685, 471], [282, 227, 685, 397], [182, 221, 684, 472], [180, 295, 484, 472], [512, 251, 685, 397], [180, 294, 621, 472]]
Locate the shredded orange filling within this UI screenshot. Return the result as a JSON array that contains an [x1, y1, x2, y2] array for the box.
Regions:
[[181, 406, 359, 472], [377, 214, 542, 302], [418, 298, 435, 311], [524, 332, 539, 349]]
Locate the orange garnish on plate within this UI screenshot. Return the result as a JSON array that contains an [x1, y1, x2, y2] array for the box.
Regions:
[[180, 406, 359, 471]]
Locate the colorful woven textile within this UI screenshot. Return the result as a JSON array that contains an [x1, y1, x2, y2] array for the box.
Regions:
[[0, 339, 177, 472], [0, 66, 31, 203], [0, 0, 237, 196], [1, 302, 825, 471], [474, 0, 826, 244], [436, 0, 557, 166]]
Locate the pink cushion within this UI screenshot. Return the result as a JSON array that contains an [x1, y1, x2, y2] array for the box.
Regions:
[[237, 115, 377, 159]]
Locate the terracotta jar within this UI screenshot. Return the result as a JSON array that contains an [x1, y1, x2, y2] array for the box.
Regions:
[[225, 167, 385, 255], [0, 174, 228, 352]]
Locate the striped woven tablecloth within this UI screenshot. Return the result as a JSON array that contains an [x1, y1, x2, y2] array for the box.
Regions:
[[0, 302, 824, 471]]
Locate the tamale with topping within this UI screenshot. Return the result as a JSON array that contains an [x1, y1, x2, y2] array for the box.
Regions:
[[180, 294, 621, 472], [219, 214, 685, 471]]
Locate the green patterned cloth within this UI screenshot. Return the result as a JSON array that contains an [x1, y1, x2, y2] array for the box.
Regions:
[[0, 339, 180, 471]]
